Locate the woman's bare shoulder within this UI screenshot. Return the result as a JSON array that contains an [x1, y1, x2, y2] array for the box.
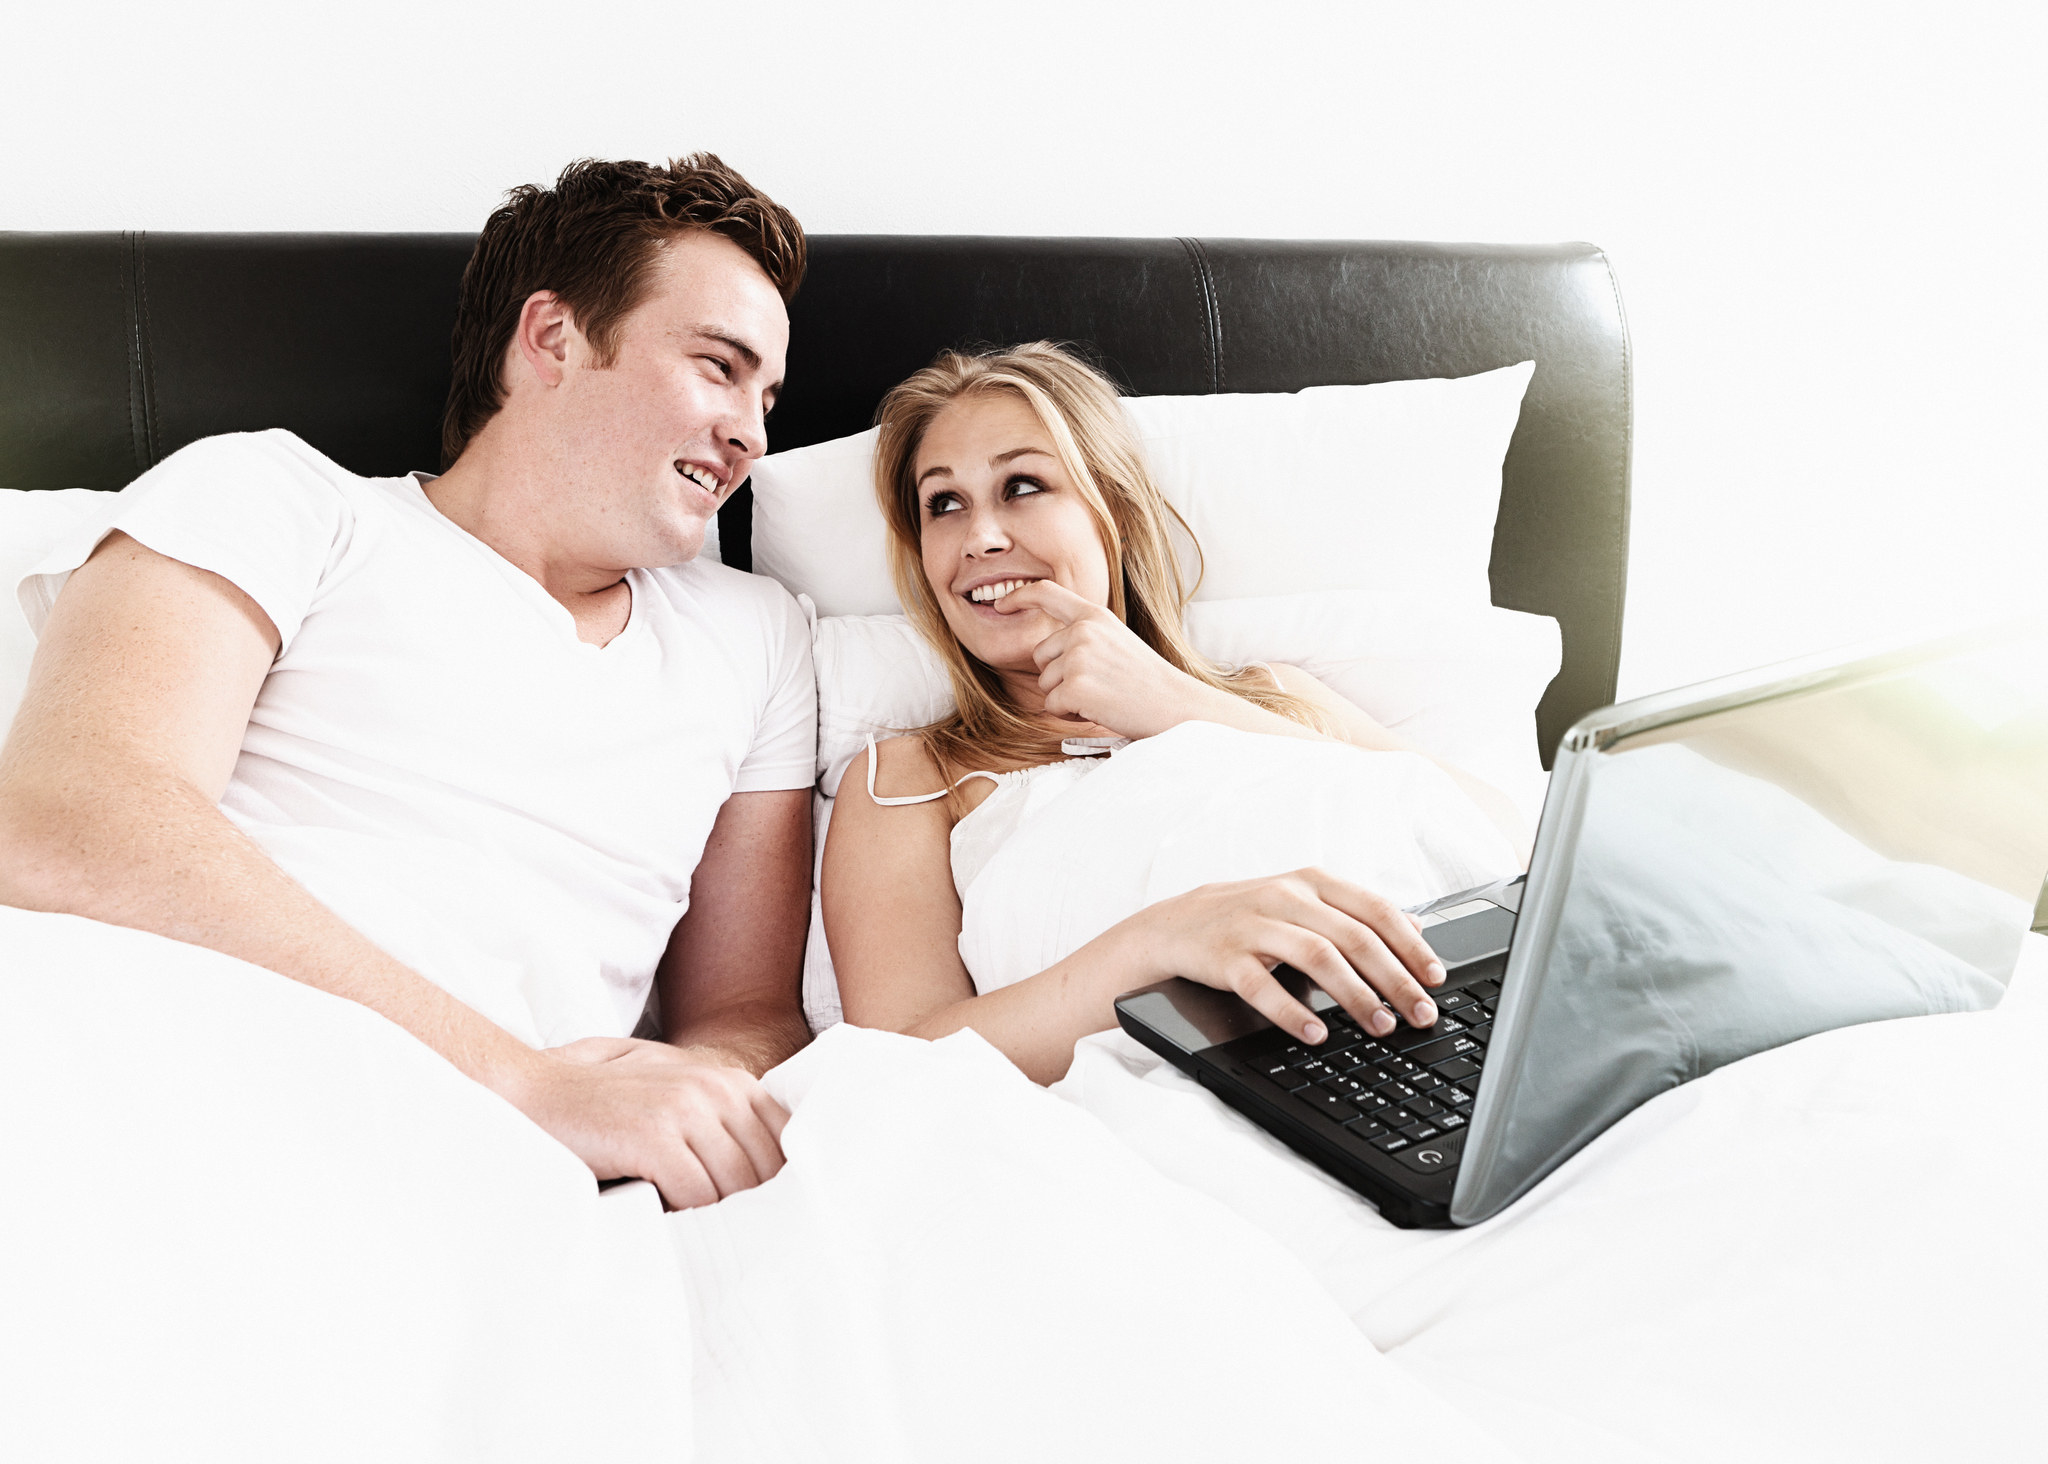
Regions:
[[1262, 661, 1324, 695], [844, 733, 948, 806]]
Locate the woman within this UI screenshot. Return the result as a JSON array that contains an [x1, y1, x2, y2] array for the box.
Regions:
[[824, 344, 1528, 1082]]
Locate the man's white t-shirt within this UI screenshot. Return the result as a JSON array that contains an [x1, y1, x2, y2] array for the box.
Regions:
[[21, 430, 815, 1047]]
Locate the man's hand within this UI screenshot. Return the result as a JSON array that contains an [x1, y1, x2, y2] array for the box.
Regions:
[[523, 1036, 790, 1210]]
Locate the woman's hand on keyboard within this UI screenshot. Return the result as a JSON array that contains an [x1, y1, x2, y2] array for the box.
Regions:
[[1104, 868, 1446, 1046]]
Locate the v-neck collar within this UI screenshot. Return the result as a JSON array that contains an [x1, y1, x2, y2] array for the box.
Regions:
[[404, 473, 641, 653]]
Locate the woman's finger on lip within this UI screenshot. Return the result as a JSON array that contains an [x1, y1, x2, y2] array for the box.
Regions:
[[998, 578, 1089, 621]]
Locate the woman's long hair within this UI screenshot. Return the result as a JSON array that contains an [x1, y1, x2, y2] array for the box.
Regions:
[[872, 342, 1332, 784]]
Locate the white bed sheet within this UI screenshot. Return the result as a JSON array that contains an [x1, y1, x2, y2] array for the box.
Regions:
[[0, 907, 692, 1464], [1053, 933, 2048, 1464], [7, 901, 2041, 1463]]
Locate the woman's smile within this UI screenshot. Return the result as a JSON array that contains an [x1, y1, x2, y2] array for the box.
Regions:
[[914, 392, 1114, 671]]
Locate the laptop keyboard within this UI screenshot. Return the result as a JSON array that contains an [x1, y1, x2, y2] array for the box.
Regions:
[[1230, 981, 1500, 1172]]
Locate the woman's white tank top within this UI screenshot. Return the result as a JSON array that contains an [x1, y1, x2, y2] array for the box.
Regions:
[[861, 734, 1127, 901]]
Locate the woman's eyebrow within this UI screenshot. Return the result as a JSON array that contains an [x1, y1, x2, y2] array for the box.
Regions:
[[916, 445, 1049, 488]]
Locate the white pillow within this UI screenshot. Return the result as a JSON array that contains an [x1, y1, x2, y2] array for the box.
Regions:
[[809, 597, 1558, 811], [1, 488, 124, 734], [1183, 594, 1560, 826], [748, 362, 1535, 618]]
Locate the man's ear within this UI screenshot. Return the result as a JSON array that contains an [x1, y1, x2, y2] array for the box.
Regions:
[[512, 290, 577, 389]]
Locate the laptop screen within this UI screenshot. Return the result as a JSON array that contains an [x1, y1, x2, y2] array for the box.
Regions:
[[1453, 623, 2048, 1225]]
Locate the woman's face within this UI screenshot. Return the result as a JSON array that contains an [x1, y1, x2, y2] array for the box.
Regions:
[[913, 392, 1115, 673]]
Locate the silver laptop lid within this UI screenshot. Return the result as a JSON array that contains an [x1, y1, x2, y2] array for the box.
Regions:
[[1452, 621, 2048, 1226]]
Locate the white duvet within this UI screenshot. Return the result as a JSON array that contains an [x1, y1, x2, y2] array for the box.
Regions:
[[5, 719, 2044, 1462]]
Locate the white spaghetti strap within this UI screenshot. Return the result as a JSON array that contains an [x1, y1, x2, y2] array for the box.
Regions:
[[862, 733, 1001, 807]]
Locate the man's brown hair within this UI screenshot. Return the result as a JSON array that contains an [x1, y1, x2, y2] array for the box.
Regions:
[[440, 154, 806, 467]]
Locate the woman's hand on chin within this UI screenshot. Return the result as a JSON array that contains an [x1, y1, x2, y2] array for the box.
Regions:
[[1000, 579, 1229, 739], [1098, 868, 1448, 1046]]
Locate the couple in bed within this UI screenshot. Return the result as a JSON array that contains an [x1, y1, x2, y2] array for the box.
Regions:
[[0, 153, 1521, 1211]]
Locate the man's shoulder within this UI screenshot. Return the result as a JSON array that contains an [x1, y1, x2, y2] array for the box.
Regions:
[[646, 557, 808, 633], [134, 429, 391, 519], [151, 429, 362, 484]]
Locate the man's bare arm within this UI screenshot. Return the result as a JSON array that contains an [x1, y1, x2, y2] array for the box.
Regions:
[[655, 787, 813, 1075], [0, 533, 785, 1208]]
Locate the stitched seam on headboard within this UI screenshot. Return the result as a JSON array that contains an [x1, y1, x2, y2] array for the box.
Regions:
[[122, 232, 150, 475], [1601, 248, 1632, 703], [1177, 237, 1222, 393], [136, 232, 162, 466]]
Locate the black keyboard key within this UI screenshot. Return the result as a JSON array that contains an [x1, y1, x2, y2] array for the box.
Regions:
[[1391, 1134, 1463, 1175], [1405, 1095, 1446, 1119], [1436, 990, 1476, 1012], [1293, 1059, 1339, 1082], [1373, 1080, 1419, 1104], [1296, 1089, 1360, 1121], [1320, 1074, 1372, 1100], [1401, 1122, 1445, 1143], [1440, 1085, 1474, 1107], [1381, 1057, 1421, 1077], [1470, 981, 1501, 1000], [1407, 1070, 1444, 1093], [1433, 1110, 1469, 1131], [1407, 1032, 1484, 1067], [1371, 1131, 1413, 1154], [1343, 1117, 1388, 1140], [1434, 1057, 1481, 1082], [1385, 1023, 1450, 1053], [1464, 1024, 1493, 1047]]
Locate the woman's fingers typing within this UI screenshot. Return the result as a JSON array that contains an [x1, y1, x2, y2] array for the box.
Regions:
[[1133, 868, 1449, 1046], [1219, 953, 1325, 1042]]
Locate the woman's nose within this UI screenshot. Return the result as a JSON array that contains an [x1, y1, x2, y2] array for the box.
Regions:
[[962, 501, 1011, 556]]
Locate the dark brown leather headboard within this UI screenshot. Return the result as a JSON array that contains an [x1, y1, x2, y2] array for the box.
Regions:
[[0, 231, 1630, 763]]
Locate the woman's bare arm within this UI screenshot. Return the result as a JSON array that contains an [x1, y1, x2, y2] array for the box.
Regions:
[[826, 738, 1446, 1084]]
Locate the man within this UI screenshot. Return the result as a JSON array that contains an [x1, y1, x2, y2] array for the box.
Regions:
[[0, 156, 812, 1210]]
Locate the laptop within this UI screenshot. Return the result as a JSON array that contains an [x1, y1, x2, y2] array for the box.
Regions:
[[1115, 622, 2048, 1228]]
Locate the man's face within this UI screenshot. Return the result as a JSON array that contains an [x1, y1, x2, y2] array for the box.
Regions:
[[548, 230, 789, 570]]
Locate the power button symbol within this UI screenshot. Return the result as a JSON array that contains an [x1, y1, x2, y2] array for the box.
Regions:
[[1414, 1149, 1447, 1168]]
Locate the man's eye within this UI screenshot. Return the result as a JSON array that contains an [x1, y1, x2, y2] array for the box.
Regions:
[[703, 357, 733, 378]]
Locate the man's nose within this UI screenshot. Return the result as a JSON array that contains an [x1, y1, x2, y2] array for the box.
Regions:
[[724, 392, 769, 463]]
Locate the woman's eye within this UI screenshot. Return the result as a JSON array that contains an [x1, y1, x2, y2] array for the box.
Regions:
[[924, 491, 961, 516], [1005, 476, 1046, 498]]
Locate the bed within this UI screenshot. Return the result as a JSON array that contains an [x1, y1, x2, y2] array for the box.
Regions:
[[3, 232, 2041, 1463]]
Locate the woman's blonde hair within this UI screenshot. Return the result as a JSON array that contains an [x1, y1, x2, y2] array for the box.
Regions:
[[872, 342, 1331, 782]]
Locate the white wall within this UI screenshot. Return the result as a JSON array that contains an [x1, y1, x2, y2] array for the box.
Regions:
[[12, 0, 2043, 699]]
